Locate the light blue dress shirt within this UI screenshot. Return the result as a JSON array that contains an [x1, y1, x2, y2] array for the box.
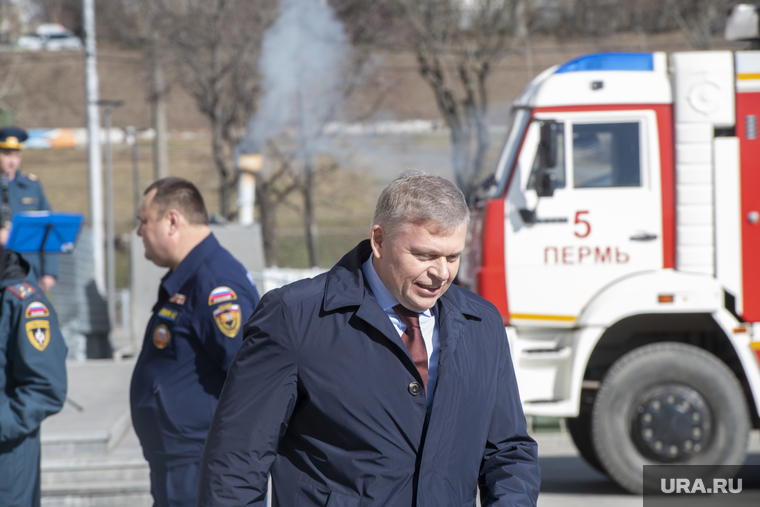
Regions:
[[362, 256, 440, 408]]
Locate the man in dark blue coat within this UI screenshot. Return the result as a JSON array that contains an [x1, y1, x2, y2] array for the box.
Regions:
[[0, 127, 58, 290], [129, 177, 260, 507], [198, 171, 540, 506], [0, 245, 67, 507]]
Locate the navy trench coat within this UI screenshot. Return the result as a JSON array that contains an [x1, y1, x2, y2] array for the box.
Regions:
[[198, 240, 540, 507]]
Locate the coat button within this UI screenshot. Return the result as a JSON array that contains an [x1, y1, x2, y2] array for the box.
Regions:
[[408, 382, 422, 396]]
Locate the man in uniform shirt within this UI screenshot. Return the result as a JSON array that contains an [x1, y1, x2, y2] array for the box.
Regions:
[[130, 177, 260, 507], [0, 127, 58, 291], [0, 244, 67, 507]]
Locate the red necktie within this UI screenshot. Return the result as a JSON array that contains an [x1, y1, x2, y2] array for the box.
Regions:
[[393, 305, 428, 392]]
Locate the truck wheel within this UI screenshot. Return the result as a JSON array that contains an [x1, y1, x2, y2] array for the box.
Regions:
[[591, 342, 749, 494], [567, 409, 605, 474]]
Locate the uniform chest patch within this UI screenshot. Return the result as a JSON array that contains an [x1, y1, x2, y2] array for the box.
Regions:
[[26, 320, 50, 351], [169, 293, 186, 305], [153, 325, 171, 349], [213, 303, 241, 338], [158, 307, 178, 322], [208, 286, 237, 306], [25, 301, 50, 318], [7, 282, 37, 300], [21, 197, 37, 205]]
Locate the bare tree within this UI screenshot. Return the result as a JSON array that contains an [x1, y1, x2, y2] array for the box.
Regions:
[[393, 0, 522, 200], [666, 0, 734, 50], [103, 1, 174, 180], [162, 0, 277, 218]]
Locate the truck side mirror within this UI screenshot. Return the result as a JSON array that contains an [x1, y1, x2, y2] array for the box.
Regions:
[[535, 171, 556, 198], [539, 121, 558, 169], [536, 121, 559, 198]]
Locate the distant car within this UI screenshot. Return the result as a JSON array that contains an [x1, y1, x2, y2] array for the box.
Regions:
[[17, 24, 82, 52]]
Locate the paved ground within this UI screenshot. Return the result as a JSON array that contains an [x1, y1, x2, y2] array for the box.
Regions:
[[40, 359, 760, 506]]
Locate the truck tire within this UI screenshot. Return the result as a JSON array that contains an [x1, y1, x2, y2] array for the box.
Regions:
[[567, 410, 605, 474], [591, 342, 749, 494]]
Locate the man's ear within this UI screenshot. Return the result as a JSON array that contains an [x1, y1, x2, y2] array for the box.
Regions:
[[166, 209, 182, 235], [370, 225, 384, 259]]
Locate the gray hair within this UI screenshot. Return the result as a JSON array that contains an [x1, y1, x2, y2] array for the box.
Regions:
[[372, 170, 470, 237]]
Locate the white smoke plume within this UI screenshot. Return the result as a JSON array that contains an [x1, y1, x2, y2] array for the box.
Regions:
[[240, 0, 350, 159]]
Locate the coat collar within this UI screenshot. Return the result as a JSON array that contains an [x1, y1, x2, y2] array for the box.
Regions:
[[323, 240, 482, 319], [323, 240, 483, 366]]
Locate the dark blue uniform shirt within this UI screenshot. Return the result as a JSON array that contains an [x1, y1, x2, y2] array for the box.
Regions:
[[129, 233, 260, 464], [0, 250, 67, 507], [1, 172, 58, 280]]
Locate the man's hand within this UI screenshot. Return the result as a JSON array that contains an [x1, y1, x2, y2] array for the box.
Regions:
[[0, 226, 9, 246], [39, 275, 56, 292]]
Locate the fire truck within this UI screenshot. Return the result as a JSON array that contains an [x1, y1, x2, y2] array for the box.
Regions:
[[462, 4, 760, 494]]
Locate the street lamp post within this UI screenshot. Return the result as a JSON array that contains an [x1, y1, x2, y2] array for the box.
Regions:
[[98, 100, 124, 331]]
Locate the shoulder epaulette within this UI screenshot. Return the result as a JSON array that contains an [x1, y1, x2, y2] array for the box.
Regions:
[[21, 172, 38, 182], [7, 282, 37, 300]]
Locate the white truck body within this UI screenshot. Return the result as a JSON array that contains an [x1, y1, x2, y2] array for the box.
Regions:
[[463, 21, 760, 492]]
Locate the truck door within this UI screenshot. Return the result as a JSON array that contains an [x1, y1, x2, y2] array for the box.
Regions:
[[505, 110, 663, 326]]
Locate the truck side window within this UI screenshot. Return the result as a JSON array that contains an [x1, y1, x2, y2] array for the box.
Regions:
[[527, 122, 565, 191], [573, 122, 640, 188]]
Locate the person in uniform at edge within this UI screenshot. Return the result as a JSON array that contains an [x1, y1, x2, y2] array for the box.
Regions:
[[0, 244, 67, 507], [197, 170, 540, 507], [130, 177, 260, 507], [0, 127, 58, 291]]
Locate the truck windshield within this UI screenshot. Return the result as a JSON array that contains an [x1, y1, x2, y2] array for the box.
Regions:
[[490, 107, 531, 198]]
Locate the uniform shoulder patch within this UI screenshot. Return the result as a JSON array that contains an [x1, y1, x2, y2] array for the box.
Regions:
[[22, 172, 38, 182], [208, 286, 237, 306], [26, 320, 51, 351], [213, 303, 241, 338], [25, 301, 50, 319], [169, 293, 186, 305], [7, 282, 37, 300]]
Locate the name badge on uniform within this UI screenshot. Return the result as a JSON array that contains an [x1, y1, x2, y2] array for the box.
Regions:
[[21, 197, 37, 205], [153, 325, 171, 349], [213, 303, 241, 338], [26, 320, 51, 351], [158, 307, 178, 322], [208, 286, 237, 305]]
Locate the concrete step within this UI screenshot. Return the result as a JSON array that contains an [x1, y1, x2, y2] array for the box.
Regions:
[[41, 456, 150, 485], [40, 480, 151, 507]]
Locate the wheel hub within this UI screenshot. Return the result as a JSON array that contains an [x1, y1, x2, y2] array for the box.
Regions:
[[631, 384, 712, 462]]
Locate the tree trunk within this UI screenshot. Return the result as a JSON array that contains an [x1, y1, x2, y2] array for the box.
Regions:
[[211, 120, 230, 218], [302, 160, 320, 268], [256, 182, 278, 267], [151, 41, 170, 180]]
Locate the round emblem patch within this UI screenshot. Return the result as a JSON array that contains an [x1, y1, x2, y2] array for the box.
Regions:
[[26, 320, 51, 351], [213, 303, 241, 338], [153, 324, 171, 349]]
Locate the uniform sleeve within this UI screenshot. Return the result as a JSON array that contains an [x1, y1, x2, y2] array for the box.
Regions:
[[197, 290, 298, 506], [478, 324, 541, 506], [192, 276, 260, 371], [37, 183, 58, 279], [0, 294, 67, 443]]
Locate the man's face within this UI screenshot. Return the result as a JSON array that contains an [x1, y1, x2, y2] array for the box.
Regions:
[[0, 149, 21, 176], [371, 220, 467, 313], [136, 190, 173, 268]]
